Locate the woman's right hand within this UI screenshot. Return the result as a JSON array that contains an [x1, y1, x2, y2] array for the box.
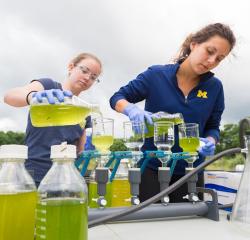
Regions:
[[32, 89, 73, 104], [123, 103, 153, 125]]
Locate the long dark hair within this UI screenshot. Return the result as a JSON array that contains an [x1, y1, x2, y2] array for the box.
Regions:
[[174, 23, 236, 63]]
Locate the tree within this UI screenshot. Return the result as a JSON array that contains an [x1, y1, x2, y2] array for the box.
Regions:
[[0, 131, 25, 145], [215, 124, 240, 154], [109, 139, 128, 152]]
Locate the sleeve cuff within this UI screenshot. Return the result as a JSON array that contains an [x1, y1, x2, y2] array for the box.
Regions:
[[204, 129, 220, 143]]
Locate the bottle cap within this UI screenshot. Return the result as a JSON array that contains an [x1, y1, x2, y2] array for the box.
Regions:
[[0, 145, 28, 159], [50, 142, 76, 159]]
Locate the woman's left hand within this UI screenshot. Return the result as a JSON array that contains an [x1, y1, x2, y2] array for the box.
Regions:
[[199, 137, 216, 156]]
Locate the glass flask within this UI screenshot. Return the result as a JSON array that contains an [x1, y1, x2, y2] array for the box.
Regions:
[[154, 121, 175, 167], [145, 111, 184, 138], [231, 135, 250, 235], [154, 121, 175, 151], [123, 121, 144, 167], [124, 121, 144, 151], [110, 159, 131, 207], [30, 95, 100, 127], [178, 123, 199, 168], [92, 118, 114, 155], [0, 145, 37, 240], [178, 123, 200, 153], [36, 143, 88, 240]]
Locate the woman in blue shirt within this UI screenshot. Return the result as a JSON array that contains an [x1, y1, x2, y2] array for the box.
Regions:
[[4, 52, 102, 186], [110, 23, 236, 202]]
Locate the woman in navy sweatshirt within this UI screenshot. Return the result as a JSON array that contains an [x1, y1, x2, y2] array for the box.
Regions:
[[110, 23, 236, 202]]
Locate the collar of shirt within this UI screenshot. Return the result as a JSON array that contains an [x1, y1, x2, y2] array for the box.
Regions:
[[170, 62, 215, 86]]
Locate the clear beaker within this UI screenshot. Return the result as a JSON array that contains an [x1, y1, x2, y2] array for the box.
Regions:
[[178, 123, 200, 168], [0, 145, 37, 240], [91, 118, 114, 156], [123, 121, 144, 167], [30, 95, 100, 127], [231, 135, 250, 235], [154, 121, 175, 167], [154, 121, 175, 151], [145, 111, 184, 138]]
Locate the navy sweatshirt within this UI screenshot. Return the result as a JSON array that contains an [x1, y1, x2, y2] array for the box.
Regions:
[[110, 63, 224, 174], [25, 78, 91, 184]]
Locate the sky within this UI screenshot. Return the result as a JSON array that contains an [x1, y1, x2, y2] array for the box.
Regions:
[[0, 0, 250, 137]]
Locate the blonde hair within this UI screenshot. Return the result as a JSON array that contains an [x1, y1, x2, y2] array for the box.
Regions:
[[70, 53, 102, 70]]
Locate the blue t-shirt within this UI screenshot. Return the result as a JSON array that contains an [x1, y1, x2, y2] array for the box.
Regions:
[[25, 78, 91, 184], [110, 63, 225, 174]]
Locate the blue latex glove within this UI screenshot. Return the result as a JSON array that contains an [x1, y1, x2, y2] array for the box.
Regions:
[[123, 104, 153, 124], [199, 137, 216, 156], [33, 89, 73, 104], [123, 104, 153, 133]]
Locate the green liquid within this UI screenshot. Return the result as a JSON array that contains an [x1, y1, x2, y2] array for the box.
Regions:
[[145, 118, 183, 138], [110, 179, 131, 207], [92, 135, 114, 153], [179, 137, 200, 153], [88, 179, 131, 208], [0, 191, 37, 240], [36, 198, 87, 240], [88, 182, 112, 208], [30, 104, 90, 127]]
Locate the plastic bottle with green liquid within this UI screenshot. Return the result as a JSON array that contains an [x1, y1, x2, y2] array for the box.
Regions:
[[145, 112, 184, 138], [0, 145, 37, 240], [30, 95, 100, 127], [231, 134, 250, 235], [36, 143, 88, 240]]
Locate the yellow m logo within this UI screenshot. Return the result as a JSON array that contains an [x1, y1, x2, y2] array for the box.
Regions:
[[197, 90, 208, 98]]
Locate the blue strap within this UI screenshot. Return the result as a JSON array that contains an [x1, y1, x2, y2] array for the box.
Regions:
[[106, 151, 133, 182], [140, 151, 193, 175], [170, 158, 178, 176], [140, 150, 167, 174], [75, 154, 84, 168], [75, 150, 100, 176], [109, 159, 121, 182], [169, 152, 191, 176], [105, 153, 115, 168], [80, 158, 91, 176]]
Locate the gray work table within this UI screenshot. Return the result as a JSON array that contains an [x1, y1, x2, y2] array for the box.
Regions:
[[89, 211, 250, 240]]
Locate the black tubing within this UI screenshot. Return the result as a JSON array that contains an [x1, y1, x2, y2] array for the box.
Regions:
[[88, 148, 241, 228], [218, 203, 233, 209]]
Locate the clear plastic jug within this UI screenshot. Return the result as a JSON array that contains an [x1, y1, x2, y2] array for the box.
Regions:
[[145, 111, 184, 138], [30, 95, 100, 127], [231, 135, 250, 235], [110, 159, 131, 207], [35, 143, 88, 240], [0, 145, 37, 240]]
